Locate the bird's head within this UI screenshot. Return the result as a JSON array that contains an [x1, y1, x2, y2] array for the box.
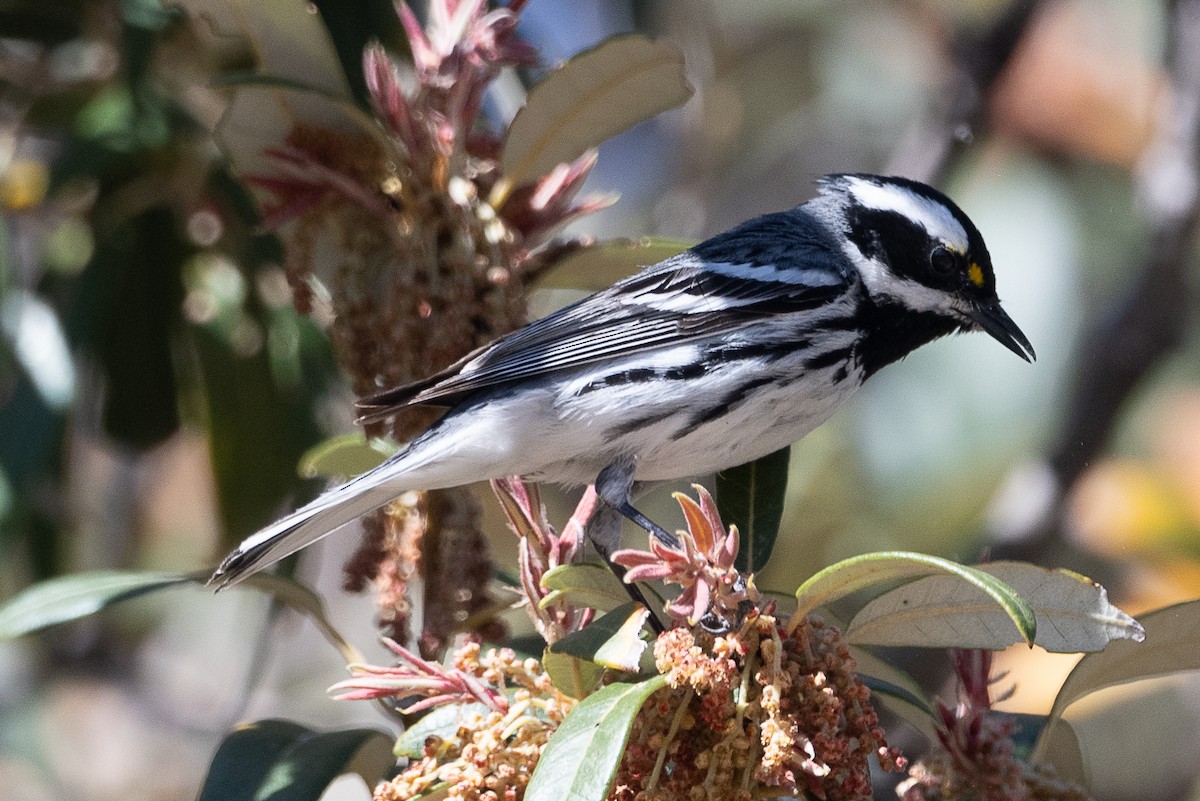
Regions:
[[817, 173, 1035, 362]]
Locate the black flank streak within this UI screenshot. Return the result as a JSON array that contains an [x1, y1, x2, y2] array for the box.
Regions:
[[663, 363, 708, 381], [617, 367, 656, 384], [578, 367, 657, 395], [608, 409, 682, 439], [578, 364, 707, 396], [684, 375, 779, 432]]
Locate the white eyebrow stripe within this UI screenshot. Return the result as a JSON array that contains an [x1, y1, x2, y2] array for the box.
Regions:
[[845, 177, 969, 252]]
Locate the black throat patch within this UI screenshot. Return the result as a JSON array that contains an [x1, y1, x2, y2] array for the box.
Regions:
[[851, 288, 961, 379]]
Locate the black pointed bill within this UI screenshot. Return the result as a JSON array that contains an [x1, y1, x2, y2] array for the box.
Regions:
[[969, 301, 1035, 362]]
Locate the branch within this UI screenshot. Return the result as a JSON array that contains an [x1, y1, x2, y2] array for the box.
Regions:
[[989, 0, 1200, 554], [887, 0, 1044, 183]]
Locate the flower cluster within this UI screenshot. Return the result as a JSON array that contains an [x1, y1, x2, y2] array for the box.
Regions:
[[756, 615, 904, 798], [345, 642, 575, 801], [245, 0, 612, 650], [898, 650, 1091, 801], [338, 487, 913, 801], [249, 0, 605, 409], [612, 486, 758, 628], [609, 614, 904, 801], [491, 477, 595, 643], [330, 637, 509, 712]]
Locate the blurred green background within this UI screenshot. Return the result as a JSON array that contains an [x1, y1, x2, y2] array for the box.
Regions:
[[2, 0, 1200, 799]]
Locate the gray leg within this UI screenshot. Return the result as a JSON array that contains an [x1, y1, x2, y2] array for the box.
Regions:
[[587, 501, 665, 633], [594, 459, 682, 550], [587, 457, 686, 633]]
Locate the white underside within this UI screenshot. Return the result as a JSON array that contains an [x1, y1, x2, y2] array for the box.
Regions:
[[217, 312, 865, 583], [398, 337, 863, 487]]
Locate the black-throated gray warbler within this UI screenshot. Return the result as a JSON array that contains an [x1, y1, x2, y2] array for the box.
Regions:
[[212, 173, 1034, 588]]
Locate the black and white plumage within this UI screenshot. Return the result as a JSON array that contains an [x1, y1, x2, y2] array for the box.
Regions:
[[212, 174, 1034, 587]]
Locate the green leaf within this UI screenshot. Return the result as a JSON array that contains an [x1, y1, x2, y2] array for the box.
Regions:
[[211, 83, 392, 178], [846, 562, 1143, 652], [0, 570, 191, 640], [186, 304, 321, 547], [393, 703, 491, 759], [208, 72, 355, 99], [197, 720, 313, 801], [1034, 719, 1087, 785], [792, 551, 1037, 647], [848, 647, 933, 712], [497, 35, 693, 201], [298, 433, 395, 480], [308, 0, 407, 108], [533, 238, 692, 292], [539, 563, 631, 613], [524, 676, 668, 801], [256, 728, 394, 800], [717, 445, 790, 573], [542, 649, 605, 699], [548, 602, 649, 672], [122, 0, 175, 31], [1033, 599, 1200, 762], [861, 683, 938, 743], [173, 0, 352, 100], [192, 170, 337, 549], [0, 570, 360, 663], [2, 291, 75, 409], [0, 1, 85, 45], [982, 564, 1142, 651], [594, 608, 653, 672], [198, 721, 394, 801], [89, 205, 188, 449], [997, 714, 1086, 786]]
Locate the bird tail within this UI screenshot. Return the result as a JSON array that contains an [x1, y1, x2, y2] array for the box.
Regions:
[[209, 465, 412, 589]]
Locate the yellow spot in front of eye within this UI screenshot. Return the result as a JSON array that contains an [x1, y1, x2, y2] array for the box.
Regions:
[[968, 262, 985, 287]]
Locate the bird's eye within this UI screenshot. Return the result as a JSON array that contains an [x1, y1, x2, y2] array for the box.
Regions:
[[929, 246, 958, 277]]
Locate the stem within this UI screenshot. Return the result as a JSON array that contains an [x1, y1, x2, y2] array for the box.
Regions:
[[736, 637, 760, 791], [735, 637, 757, 733], [648, 689, 693, 791], [768, 625, 784, 679], [500, 715, 543, 740], [740, 721, 760, 794]]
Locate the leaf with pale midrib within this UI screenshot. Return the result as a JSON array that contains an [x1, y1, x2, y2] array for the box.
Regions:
[[524, 676, 667, 801], [498, 35, 693, 199], [793, 551, 1037, 646], [717, 445, 790, 573]]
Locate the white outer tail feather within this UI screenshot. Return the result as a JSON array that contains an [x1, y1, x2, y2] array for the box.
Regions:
[[209, 403, 526, 588], [209, 467, 413, 588]]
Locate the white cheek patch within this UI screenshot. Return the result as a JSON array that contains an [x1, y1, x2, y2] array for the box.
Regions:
[[845, 242, 967, 317], [845, 176, 970, 254], [882, 276, 962, 315]]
